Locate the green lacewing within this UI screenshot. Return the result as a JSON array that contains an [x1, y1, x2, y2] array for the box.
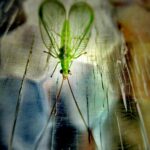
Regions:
[[35, 0, 96, 149], [39, 0, 94, 79]]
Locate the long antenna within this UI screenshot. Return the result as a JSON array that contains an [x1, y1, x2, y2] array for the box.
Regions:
[[67, 78, 97, 147], [67, 78, 88, 128], [56, 78, 64, 100], [34, 101, 57, 150], [34, 78, 64, 150]]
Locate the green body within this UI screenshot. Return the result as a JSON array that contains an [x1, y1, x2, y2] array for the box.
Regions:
[[59, 20, 72, 79]]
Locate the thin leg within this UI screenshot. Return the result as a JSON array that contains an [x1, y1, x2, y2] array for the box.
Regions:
[[43, 51, 57, 58], [69, 61, 73, 68], [51, 62, 60, 78], [74, 51, 87, 59]]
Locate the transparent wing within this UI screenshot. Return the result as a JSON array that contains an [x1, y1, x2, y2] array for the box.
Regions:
[[39, 0, 66, 57], [69, 2, 94, 56]]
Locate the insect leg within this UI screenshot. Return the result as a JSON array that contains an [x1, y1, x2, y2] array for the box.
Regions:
[[73, 51, 87, 59], [50, 62, 60, 78], [43, 50, 58, 58]]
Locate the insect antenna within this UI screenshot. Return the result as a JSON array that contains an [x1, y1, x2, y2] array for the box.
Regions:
[[34, 78, 64, 150], [56, 78, 64, 100], [34, 101, 57, 150], [67, 78, 87, 127], [67, 78, 98, 147], [54, 78, 64, 114]]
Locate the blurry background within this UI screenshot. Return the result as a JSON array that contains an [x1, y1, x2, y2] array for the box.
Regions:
[[0, 0, 150, 149]]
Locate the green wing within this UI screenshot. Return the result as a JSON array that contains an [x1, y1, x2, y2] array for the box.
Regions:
[[69, 2, 94, 57], [39, 0, 66, 57]]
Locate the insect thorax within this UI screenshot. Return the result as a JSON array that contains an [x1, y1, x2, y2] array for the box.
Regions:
[[58, 46, 72, 76]]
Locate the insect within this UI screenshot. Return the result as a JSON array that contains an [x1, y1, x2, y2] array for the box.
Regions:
[[39, 0, 94, 80], [34, 0, 96, 149]]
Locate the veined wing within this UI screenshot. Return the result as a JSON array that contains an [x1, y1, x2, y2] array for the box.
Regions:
[[39, 0, 66, 57], [69, 2, 94, 56]]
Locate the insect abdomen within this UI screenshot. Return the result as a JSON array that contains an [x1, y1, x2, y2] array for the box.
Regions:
[[60, 20, 71, 53]]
